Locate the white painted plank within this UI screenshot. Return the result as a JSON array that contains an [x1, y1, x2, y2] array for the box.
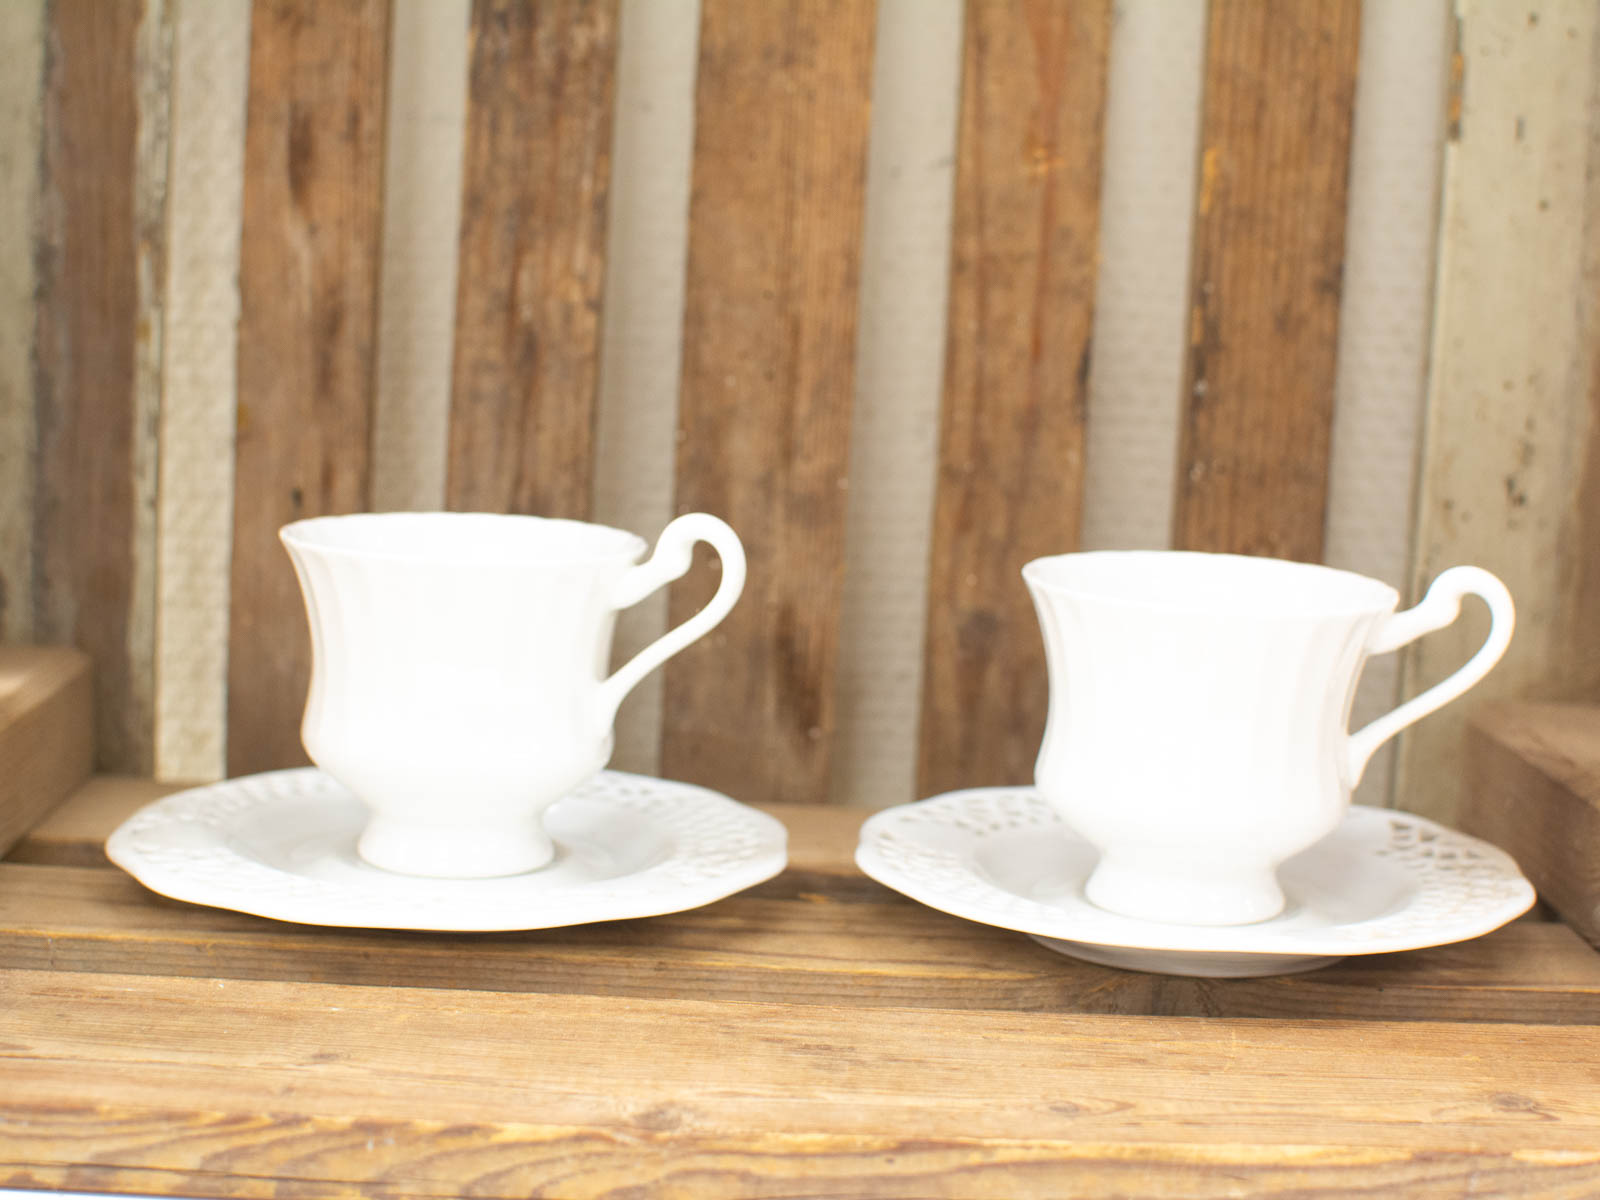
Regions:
[[370, 0, 469, 515], [591, 0, 701, 777], [828, 0, 962, 808], [1077, 0, 1207, 553], [153, 0, 250, 782], [1324, 0, 1454, 809], [1398, 0, 1600, 822], [0, 0, 44, 646]]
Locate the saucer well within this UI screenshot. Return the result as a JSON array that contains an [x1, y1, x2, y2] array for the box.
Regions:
[[855, 788, 1536, 977], [106, 767, 788, 931]]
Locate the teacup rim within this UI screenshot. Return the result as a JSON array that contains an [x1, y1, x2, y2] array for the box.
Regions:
[[1021, 549, 1401, 618], [280, 511, 650, 567]]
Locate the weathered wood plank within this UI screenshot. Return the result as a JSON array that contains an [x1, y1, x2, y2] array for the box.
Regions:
[[227, 0, 389, 775], [0, 648, 91, 860], [660, 0, 876, 807], [370, 0, 470, 515], [154, 0, 251, 784], [32, 0, 170, 774], [11, 779, 1588, 1026], [589, 0, 701, 778], [1, 860, 1594, 1025], [1171, 0, 1362, 561], [444, 0, 617, 518], [917, 0, 1111, 798], [4, 776, 181, 868], [0, 0, 45, 646], [1465, 702, 1600, 949], [1399, 0, 1600, 822], [829, 0, 963, 810], [5, 970, 1600, 1198]]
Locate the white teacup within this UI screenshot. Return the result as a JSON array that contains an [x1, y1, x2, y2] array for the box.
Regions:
[[280, 511, 745, 879], [1022, 551, 1514, 927]]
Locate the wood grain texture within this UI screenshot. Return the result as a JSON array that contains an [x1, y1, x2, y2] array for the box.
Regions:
[[1399, 0, 1600, 822], [1465, 702, 1600, 948], [661, 0, 876, 807], [0, 860, 1594, 1025], [6, 970, 1600, 1198], [227, 0, 389, 775], [5, 775, 180, 867], [917, 0, 1111, 797], [1171, 0, 1362, 561], [8, 777, 1593, 1026], [32, 0, 160, 773], [0, 648, 91, 859], [445, 0, 617, 517]]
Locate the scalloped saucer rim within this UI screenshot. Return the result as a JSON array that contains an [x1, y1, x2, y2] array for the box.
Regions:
[[107, 767, 788, 931], [854, 787, 1535, 977]]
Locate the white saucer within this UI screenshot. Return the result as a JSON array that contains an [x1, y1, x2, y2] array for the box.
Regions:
[[855, 788, 1536, 977], [107, 767, 788, 931]]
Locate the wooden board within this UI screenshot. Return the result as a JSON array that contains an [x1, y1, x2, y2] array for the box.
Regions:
[[444, 0, 617, 517], [152, 0, 252, 784], [7, 776, 1596, 1027], [1399, 0, 1600, 823], [661, 0, 875, 807], [5, 970, 1600, 1198], [0, 647, 91, 859], [0, 0, 44, 647], [1171, 0, 1362, 561], [6, 775, 1600, 1194], [227, 0, 389, 775], [31, 0, 157, 773], [917, 0, 1111, 798], [1465, 702, 1600, 948]]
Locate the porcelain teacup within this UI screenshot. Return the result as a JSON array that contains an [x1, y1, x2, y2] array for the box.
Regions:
[[280, 511, 745, 879], [1022, 551, 1513, 927]]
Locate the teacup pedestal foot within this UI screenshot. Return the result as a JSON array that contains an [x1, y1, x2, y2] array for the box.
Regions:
[[1083, 856, 1286, 927], [357, 816, 555, 879]]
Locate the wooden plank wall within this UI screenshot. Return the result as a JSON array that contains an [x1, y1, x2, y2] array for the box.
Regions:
[[917, 0, 1110, 798], [226, 0, 389, 776], [6, 0, 1599, 823], [661, 0, 876, 808], [1173, 0, 1361, 562]]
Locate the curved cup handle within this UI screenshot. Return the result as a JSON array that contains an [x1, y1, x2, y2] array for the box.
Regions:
[[596, 513, 746, 728], [1345, 566, 1514, 786]]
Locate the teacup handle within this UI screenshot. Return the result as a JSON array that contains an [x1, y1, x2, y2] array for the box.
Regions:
[[1345, 566, 1514, 786], [595, 513, 747, 728]]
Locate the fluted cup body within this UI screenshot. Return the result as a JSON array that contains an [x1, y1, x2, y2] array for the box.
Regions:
[[281, 511, 746, 879], [1024, 551, 1512, 926]]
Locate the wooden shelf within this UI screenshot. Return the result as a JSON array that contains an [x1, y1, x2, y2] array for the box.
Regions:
[[3, 774, 1600, 1196], [4, 653, 1600, 1195]]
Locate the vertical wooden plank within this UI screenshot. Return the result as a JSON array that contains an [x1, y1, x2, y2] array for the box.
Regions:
[[1171, 0, 1362, 561], [829, 0, 963, 808], [1322, 0, 1453, 809], [590, 0, 701, 778], [370, 0, 471, 515], [660, 0, 875, 807], [916, 1, 1111, 799], [154, 0, 252, 783], [1398, 0, 1600, 822], [128, 0, 175, 776], [0, 0, 45, 646], [445, 0, 617, 518], [227, 0, 389, 775], [33, 0, 171, 773], [1077, 0, 1208, 555]]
